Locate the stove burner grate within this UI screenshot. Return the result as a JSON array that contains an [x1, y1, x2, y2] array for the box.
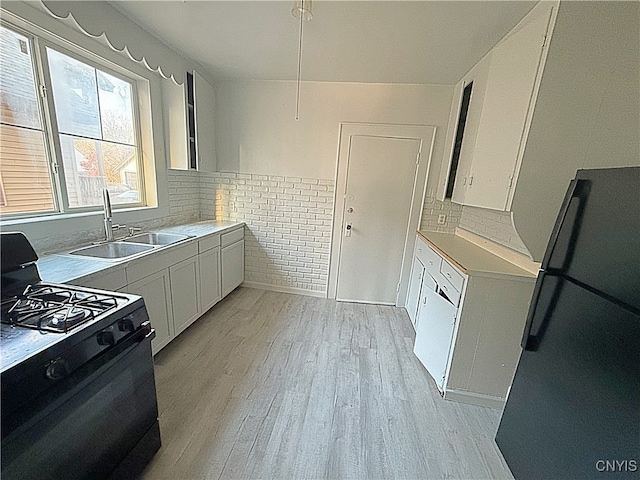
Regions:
[[1, 284, 121, 333]]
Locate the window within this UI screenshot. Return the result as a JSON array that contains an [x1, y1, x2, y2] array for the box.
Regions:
[[0, 23, 146, 217]]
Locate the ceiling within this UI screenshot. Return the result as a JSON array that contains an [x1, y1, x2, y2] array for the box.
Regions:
[[110, 1, 536, 85]]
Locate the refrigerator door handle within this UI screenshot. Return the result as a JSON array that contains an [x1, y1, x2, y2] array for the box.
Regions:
[[541, 179, 589, 270], [521, 271, 546, 349], [522, 272, 564, 351]]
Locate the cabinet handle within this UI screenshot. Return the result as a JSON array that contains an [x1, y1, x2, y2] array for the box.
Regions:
[[429, 260, 434, 265], [468, 176, 474, 186], [442, 284, 448, 291], [445, 272, 451, 278]]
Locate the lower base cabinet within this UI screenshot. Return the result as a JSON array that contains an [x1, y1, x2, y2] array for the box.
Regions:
[[199, 247, 221, 312], [127, 270, 173, 354], [413, 276, 457, 391], [170, 256, 200, 336], [125, 226, 243, 355], [221, 232, 244, 298], [407, 233, 535, 408]]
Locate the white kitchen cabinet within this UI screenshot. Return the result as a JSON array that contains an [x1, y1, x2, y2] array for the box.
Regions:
[[169, 256, 200, 336], [67, 267, 127, 292], [407, 232, 535, 408], [221, 228, 244, 298], [406, 257, 425, 327], [198, 246, 221, 312], [164, 69, 216, 171], [414, 278, 458, 391], [127, 269, 173, 355], [450, 55, 491, 206], [441, 2, 557, 210]]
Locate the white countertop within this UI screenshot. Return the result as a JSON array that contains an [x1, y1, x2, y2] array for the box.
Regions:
[[418, 231, 535, 280], [37, 220, 244, 284]]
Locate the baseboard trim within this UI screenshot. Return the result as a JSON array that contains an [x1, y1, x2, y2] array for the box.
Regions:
[[443, 388, 506, 410], [241, 281, 327, 298]]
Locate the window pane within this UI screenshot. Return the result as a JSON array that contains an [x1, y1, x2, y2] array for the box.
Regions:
[[0, 26, 41, 129], [0, 124, 55, 214], [47, 48, 101, 138], [97, 71, 135, 145], [60, 134, 141, 207]]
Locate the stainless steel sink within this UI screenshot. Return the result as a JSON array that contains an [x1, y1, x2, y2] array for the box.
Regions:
[[70, 242, 155, 260], [123, 232, 191, 246]]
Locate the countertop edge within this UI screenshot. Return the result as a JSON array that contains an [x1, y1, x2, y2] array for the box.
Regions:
[[38, 221, 245, 284], [417, 231, 536, 281]]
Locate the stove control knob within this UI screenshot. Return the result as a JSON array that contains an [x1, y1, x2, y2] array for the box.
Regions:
[[97, 331, 115, 346], [46, 358, 69, 380], [118, 317, 134, 333]]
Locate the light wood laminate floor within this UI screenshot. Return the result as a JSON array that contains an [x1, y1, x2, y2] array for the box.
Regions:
[[142, 287, 513, 480]]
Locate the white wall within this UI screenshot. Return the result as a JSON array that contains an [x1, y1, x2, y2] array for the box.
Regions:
[[512, 1, 640, 260], [215, 80, 453, 186]]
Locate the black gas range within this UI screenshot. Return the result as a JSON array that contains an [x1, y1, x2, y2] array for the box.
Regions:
[[1, 232, 161, 480]]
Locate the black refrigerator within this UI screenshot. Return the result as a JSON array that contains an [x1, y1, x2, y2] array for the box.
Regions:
[[496, 166, 640, 479]]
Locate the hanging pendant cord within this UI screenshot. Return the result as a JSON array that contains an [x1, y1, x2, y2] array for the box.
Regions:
[[295, 4, 304, 120]]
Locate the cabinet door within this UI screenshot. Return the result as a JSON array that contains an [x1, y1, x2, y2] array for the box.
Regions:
[[464, 10, 550, 210], [221, 239, 244, 298], [451, 55, 492, 205], [127, 270, 173, 355], [199, 247, 221, 312], [194, 71, 217, 172], [406, 257, 425, 327], [414, 282, 458, 392], [170, 256, 200, 336]]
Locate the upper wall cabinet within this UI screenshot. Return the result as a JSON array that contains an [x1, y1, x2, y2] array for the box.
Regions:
[[438, 3, 557, 211], [163, 70, 217, 172]]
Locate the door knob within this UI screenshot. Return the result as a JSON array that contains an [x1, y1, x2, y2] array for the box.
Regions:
[[345, 223, 352, 237], [347, 207, 354, 213]]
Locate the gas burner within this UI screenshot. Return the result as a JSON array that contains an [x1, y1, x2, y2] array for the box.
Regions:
[[1, 284, 121, 333]]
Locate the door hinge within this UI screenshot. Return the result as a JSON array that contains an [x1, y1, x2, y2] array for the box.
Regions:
[[542, 33, 548, 48], [396, 283, 400, 294], [508, 176, 513, 188], [416, 152, 421, 165], [39, 84, 47, 98]]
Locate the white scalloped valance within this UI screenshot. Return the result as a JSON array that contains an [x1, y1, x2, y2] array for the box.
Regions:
[[40, 0, 185, 85]]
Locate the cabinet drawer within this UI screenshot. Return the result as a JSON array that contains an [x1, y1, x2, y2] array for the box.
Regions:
[[68, 267, 127, 292], [198, 233, 220, 253], [416, 238, 441, 273], [440, 260, 465, 292], [439, 278, 462, 307], [221, 227, 243, 247]]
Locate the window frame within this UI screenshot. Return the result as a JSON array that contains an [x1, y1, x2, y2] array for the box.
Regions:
[[0, 18, 148, 220]]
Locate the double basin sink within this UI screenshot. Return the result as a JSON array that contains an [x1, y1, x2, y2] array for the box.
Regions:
[[69, 233, 192, 261]]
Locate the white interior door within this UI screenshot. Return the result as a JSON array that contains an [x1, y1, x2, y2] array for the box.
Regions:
[[329, 124, 436, 305]]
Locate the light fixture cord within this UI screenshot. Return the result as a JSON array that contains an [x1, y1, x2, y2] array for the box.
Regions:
[[295, 2, 304, 120]]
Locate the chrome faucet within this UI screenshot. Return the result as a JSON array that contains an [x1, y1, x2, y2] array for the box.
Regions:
[[102, 188, 126, 241], [103, 188, 114, 241]]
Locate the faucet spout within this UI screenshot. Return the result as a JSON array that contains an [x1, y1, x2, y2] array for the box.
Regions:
[[103, 188, 114, 241]]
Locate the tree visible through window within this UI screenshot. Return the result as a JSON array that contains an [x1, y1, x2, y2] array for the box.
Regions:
[[0, 23, 145, 216]]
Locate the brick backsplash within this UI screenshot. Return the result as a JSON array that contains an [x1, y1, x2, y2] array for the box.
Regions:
[[200, 172, 333, 293], [459, 206, 530, 256], [419, 188, 462, 234]]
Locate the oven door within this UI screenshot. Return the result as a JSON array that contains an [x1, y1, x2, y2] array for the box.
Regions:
[[1, 324, 160, 480]]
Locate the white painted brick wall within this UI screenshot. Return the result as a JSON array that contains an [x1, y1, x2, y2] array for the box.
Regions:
[[459, 205, 530, 256], [419, 188, 462, 234], [200, 172, 334, 293]]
